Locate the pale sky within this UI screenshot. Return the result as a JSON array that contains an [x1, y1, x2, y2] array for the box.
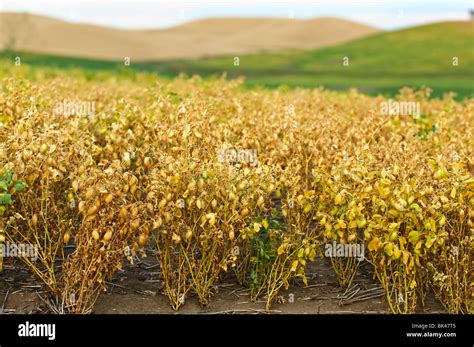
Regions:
[[0, 0, 473, 30]]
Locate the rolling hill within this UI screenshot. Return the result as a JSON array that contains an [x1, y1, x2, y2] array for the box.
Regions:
[[0, 20, 472, 98], [153, 21, 474, 97], [0, 12, 380, 60]]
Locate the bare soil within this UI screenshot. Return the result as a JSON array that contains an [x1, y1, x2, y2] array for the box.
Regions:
[[0, 256, 445, 314]]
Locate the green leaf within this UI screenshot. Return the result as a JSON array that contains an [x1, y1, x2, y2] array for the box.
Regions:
[[0, 180, 7, 193], [13, 182, 24, 191], [425, 234, 436, 249], [408, 230, 420, 244], [5, 172, 12, 185], [1, 194, 12, 205]]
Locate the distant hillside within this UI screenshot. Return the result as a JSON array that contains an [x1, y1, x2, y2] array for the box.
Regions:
[[0, 13, 380, 60], [0, 21, 471, 98], [153, 21, 474, 97]]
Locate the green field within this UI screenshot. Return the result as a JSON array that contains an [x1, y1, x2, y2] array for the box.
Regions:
[[1, 21, 473, 98]]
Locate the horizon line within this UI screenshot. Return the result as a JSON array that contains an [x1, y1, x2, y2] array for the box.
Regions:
[[1, 10, 471, 31]]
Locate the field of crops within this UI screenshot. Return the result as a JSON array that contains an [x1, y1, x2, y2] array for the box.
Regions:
[[0, 64, 472, 314]]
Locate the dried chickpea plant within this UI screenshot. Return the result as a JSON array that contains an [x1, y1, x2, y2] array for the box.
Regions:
[[0, 68, 472, 315]]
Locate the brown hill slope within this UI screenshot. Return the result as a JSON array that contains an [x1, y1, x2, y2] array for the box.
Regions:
[[0, 13, 381, 61]]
